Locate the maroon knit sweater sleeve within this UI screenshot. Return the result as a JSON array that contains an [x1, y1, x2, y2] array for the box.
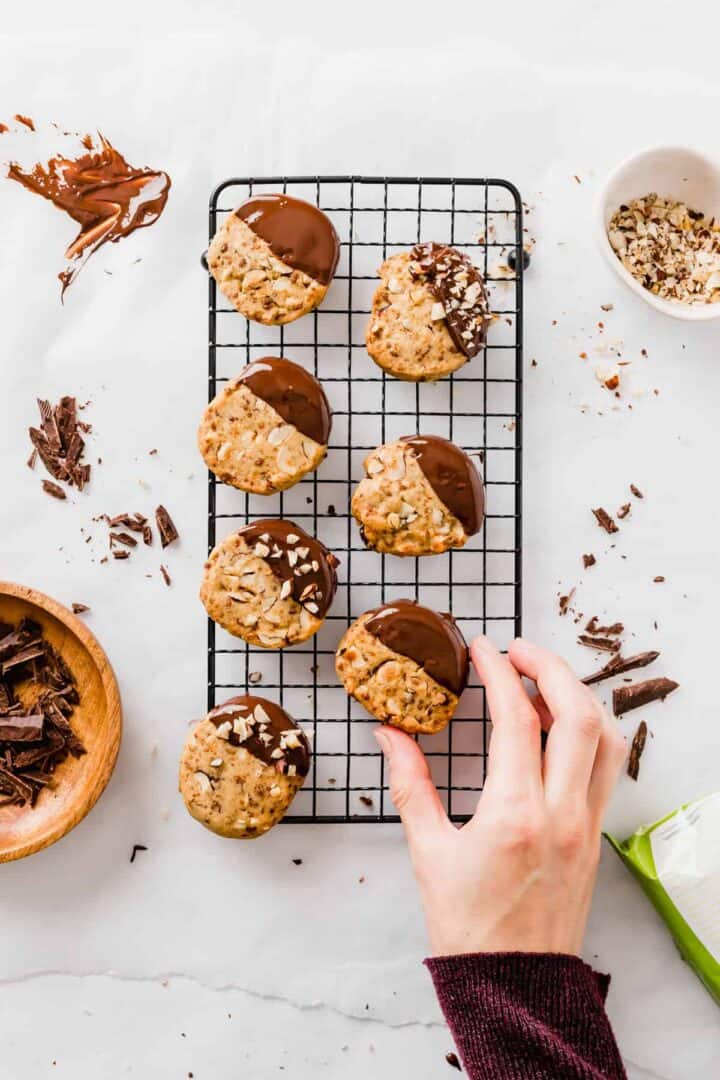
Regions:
[[425, 953, 626, 1080]]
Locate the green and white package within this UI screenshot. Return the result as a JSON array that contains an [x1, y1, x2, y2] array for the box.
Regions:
[[608, 793, 720, 1005]]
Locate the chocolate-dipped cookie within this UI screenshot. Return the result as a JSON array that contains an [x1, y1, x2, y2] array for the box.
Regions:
[[198, 357, 332, 494], [352, 435, 484, 556], [208, 194, 340, 325], [200, 520, 339, 648], [366, 242, 491, 381], [179, 695, 311, 838], [336, 600, 469, 734]]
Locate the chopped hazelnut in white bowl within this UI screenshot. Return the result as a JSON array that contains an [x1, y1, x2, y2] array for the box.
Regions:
[[595, 146, 720, 321]]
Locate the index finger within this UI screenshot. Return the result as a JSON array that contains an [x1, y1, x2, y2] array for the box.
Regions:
[[508, 638, 604, 804], [471, 635, 542, 795]]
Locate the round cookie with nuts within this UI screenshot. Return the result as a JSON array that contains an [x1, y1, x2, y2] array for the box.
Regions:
[[198, 357, 332, 494], [179, 695, 311, 839], [208, 194, 340, 325], [336, 599, 469, 735], [366, 242, 491, 381], [352, 434, 484, 556], [200, 519, 339, 649]]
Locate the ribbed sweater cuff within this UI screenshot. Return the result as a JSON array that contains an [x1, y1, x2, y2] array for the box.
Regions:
[[425, 952, 626, 1080]]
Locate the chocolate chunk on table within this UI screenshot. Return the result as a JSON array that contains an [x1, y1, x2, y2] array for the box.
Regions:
[[613, 677, 679, 718], [627, 721, 648, 781], [155, 504, 179, 548], [582, 650, 660, 687], [592, 507, 618, 534]]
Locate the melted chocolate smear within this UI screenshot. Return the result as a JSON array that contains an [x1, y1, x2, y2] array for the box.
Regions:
[[237, 194, 340, 285], [241, 519, 338, 619], [7, 132, 171, 299], [411, 242, 490, 358], [365, 599, 469, 696], [208, 695, 310, 777], [401, 435, 484, 536], [240, 357, 332, 446]]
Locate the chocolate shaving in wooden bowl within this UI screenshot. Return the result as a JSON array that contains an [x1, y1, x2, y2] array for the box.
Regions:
[[0, 619, 85, 807]]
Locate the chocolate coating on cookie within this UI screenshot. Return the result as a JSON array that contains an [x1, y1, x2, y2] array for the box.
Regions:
[[240, 520, 338, 618], [365, 599, 469, 695], [411, 242, 490, 358], [401, 435, 484, 536], [237, 194, 340, 285], [208, 694, 310, 777], [239, 357, 332, 446]]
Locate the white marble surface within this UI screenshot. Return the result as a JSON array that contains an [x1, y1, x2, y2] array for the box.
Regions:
[[2, 3, 720, 1076]]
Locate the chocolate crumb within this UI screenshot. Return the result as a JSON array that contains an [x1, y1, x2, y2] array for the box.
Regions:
[[558, 588, 576, 616], [42, 479, 67, 500], [248, 671, 263, 685], [630, 483, 643, 499], [585, 617, 623, 637], [155, 504, 179, 548], [71, 603, 89, 614], [613, 677, 679, 718], [110, 531, 138, 548], [327, 504, 336, 516], [292, 858, 303, 865], [112, 550, 130, 561], [446, 1052, 462, 1071], [27, 449, 37, 470], [359, 795, 374, 808], [149, 448, 158, 455], [592, 507, 618, 534], [577, 634, 621, 653], [600, 303, 614, 312], [653, 575, 665, 583], [130, 844, 148, 863], [160, 564, 171, 587], [627, 721, 647, 781], [582, 554, 596, 569], [617, 503, 631, 520]]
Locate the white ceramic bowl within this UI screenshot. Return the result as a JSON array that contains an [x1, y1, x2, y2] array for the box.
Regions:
[[595, 145, 720, 321]]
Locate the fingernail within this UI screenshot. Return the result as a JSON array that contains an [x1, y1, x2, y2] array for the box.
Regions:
[[472, 634, 492, 652], [374, 728, 391, 760]]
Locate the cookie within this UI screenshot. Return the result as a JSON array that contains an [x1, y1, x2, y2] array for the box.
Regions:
[[352, 435, 484, 556], [179, 695, 311, 838], [366, 243, 491, 381], [336, 600, 469, 735], [198, 357, 332, 494], [208, 194, 340, 325], [200, 519, 339, 648]]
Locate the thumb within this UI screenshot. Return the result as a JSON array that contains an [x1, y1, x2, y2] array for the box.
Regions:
[[374, 726, 450, 850]]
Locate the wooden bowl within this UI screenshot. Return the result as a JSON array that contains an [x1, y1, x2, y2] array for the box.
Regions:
[[0, 582, 122, 862]]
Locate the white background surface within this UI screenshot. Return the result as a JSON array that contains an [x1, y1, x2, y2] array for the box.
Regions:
[[1, 2, 720, 1076]]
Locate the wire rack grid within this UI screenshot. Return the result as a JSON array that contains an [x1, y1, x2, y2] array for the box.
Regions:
[[207, 175, 523, 823]]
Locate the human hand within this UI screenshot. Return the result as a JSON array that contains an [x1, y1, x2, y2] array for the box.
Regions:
[[374, 636, 626, 957]]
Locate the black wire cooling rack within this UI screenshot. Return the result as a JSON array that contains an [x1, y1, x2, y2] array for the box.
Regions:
[[207, 176, 523, 823]]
